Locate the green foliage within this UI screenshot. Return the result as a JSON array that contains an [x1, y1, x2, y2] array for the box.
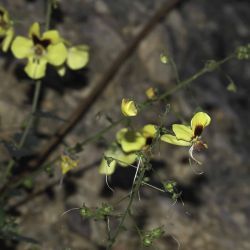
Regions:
[[80, 203, 114, 220], [142, 226, 165, 247]]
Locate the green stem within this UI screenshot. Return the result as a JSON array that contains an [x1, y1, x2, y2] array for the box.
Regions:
[[170, 57, 180, 84], [158, 54, 235, 101], [2, 80, 42, 184], [106, 166, 146, 250], [0, 52, 236, 200], [1, 0, 53, 187], [45, 0, 53, 30]]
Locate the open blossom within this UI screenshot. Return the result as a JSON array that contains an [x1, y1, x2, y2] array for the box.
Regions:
[[11, 22, 67, 79], [0, 6, 14, 52], [99, 124, 158, 175], [161, 112, 211, 164]]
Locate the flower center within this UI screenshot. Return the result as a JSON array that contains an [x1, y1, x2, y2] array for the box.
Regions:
[[32, 34, 51, 48], [31, 34, 51, 58], [34, 44, 45, 56], [194, 125, 203, 137]]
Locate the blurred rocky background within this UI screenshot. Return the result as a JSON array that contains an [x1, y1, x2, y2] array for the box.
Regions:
[[0, 0, 249, 249]]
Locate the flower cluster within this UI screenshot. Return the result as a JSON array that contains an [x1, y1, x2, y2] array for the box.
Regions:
[[99, 124, 158, 175], [99, 112, 211, 175], [0, 5, 89, 79], [0, 6, 14, 52], [11, 22, 89, 79]]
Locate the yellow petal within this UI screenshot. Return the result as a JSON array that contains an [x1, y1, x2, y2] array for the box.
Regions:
[[172, 124, 193, 141], [67, 46, 89, 70], [11, 36, 33, 58], [191, 112, 211, 131], [98, 148, 117, 175], [24, 57, 47, 79], [116, 152, 137, 167], [29, 22, 40, 38], [42, 30, 61, 44], [46, 43, 67, 66], [0, 6, 11, 24], [61, 155, 78, 175], [121, 98, 138, 117], [141, 124, 158, 138], [116, 128, 146, 153], [99, 157, 117, 175], [161, 134, 191, 146], [2, 27, 14, 52]]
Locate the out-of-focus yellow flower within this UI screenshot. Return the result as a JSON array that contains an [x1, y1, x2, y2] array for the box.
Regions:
[[60, 154, 79, 175], [145, 87, 157, 100], [160, 53, 169, 64], [99, 144, 137, 175], [11, 22, 67, 79], [116, 128, 146, 153], [0, 6, 14, 52], [57, 44, 89, 76], [161, 112, 211, 164], [121, 98, 138, 117]]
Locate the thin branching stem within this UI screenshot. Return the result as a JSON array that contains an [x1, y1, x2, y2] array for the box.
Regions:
[[2, 80, 42, 184], [0, 52, 236, 199], [106, 164, 146, 249]]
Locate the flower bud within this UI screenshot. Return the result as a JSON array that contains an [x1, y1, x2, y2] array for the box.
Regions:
[[121, 98, 138, 117]]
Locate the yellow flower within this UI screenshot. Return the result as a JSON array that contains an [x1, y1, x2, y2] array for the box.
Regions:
[[99, 144, 137, 175], [0, 6, 14, 52], [121, 98, 138, 117], [145, 87, 157, 100], [60, 155, 79, 175], [11, 22, 67, 79], [57, 44, 89, 76], [116, 128, 146, 153], [161, 112, 211, 164]]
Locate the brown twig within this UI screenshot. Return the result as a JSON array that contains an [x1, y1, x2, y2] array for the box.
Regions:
[[0, 0, 183, 197]]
